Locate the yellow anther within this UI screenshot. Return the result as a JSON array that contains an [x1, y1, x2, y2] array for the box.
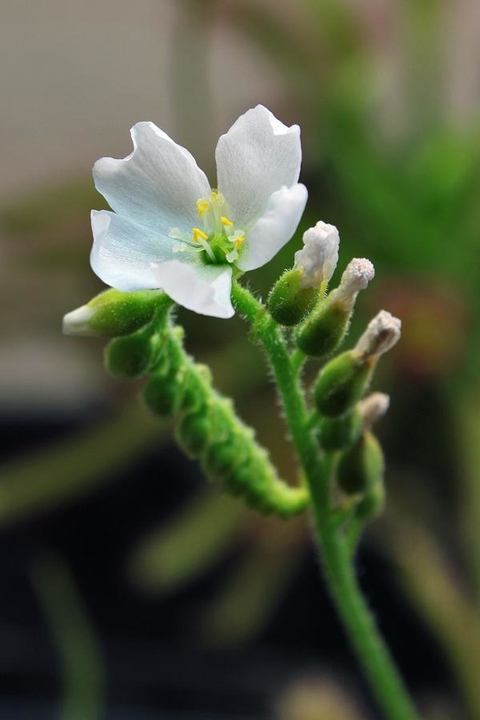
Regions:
[[196, 199, 210, 218], [221, 216, 233, 227], [235, 234, 245, 250], [193, 227, 208, 243], [210, 190, 224, 205]]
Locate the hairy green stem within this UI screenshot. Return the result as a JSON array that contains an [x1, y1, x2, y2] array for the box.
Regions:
[[232, 281, 421, 720]]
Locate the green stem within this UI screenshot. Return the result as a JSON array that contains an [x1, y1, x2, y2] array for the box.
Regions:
[[232, 281, 421, 720], [318, 503, 421, 720]]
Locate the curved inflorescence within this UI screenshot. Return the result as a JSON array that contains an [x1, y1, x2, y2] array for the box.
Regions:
[[104, 303, 309, 518]]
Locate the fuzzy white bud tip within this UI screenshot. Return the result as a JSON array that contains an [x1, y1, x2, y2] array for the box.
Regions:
[[359, 392, 390, 427], [339, 257, 375, 297], [294, 221, 340, 289], [355, 310, 401, 359], [62, 305, 96, 336]]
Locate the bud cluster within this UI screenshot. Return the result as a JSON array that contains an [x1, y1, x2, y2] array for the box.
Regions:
[[63, 217, 401, 532], [268, 219, 401, 525]]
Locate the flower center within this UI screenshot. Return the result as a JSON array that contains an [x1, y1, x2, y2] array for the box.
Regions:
[[169, 191, 245, 265]]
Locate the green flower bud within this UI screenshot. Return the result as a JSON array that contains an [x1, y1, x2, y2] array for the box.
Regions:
[[104, 328, 155, 379], [268, 269, 318, 326], [316, 407, 363, 451], [313, 311, 401, 418], [356, 478, 385, 521], [203, 430, 253, 479], [143, 366, 186, 417], [176, 410, 211, 457], [337, 431, 384, 496], [313, 351, 373, 417], [296, 258, 375, 357], [63, 289, 172, 337], [177, 365, 207, 413], [296, 298, 352, 357], [269, 222, 341, 327]]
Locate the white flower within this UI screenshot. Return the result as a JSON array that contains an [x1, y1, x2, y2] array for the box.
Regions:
[[90, 105, 308, 318], [293, 221, 340, 289]]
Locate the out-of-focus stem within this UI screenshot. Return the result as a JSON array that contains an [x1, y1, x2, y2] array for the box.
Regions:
[[32, 556, 105, 720], [389, 518, 480, 720], [455, 387, 480, 599]]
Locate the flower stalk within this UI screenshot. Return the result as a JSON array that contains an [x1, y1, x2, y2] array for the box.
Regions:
[[231, 281, 421, 720]]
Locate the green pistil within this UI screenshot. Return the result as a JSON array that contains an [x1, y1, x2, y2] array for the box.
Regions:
[[203, 232, 237, 265]]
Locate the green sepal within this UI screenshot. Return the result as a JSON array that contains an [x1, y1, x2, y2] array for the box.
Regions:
[[296, 298, 351, 357], [313, 351, 373, 417], [316, 407, 363, 451], [337, 431, 384, 496], [268, 269, 318, 326]]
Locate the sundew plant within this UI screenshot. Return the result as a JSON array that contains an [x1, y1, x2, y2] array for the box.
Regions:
[[64, 105, 420, 720]]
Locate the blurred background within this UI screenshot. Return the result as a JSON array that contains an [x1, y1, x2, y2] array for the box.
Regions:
[[1, 0, 480, 718]]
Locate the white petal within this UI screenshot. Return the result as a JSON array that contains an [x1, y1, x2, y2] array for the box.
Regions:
[[294, 221, 340, 288], [236, 184, 308, 272], [93, 122, 211, 237], [215, 105, 302, 229], [90, 209, 183, 291], [152, 261, 234, 318]]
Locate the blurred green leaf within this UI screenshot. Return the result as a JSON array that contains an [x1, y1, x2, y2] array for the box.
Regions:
[[129, 490, 245, 593], [200, 516, 306, 646], [32, 556, 105, 720], [0, 400, 165, 527]]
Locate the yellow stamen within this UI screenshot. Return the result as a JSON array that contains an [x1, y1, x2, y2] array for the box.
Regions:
[[235, 234, 245, 250], [193, 227, 208, 243], [220, 216, 233, 227], [196, 199, 210, 218]]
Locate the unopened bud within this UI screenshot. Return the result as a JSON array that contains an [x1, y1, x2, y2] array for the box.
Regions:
[[105, 328, 155, 379], [268, 268, 318, 326], [63, 289, 172, 337], [316, 407, 363, 451], [313, 351, 373, 417], [143, 366, 186, 417], [313, 311, 400, 417], [355, 311, 401, 360], [176, 410, 211, 457], [356, 478, 385, 521], [295, 258, 375, 358], [337, 431, 384, 497], [203, 431, 252, 479], [329, 258, 375, 310], [269, 222, 340, 326], [294, 221, 340, 290]]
